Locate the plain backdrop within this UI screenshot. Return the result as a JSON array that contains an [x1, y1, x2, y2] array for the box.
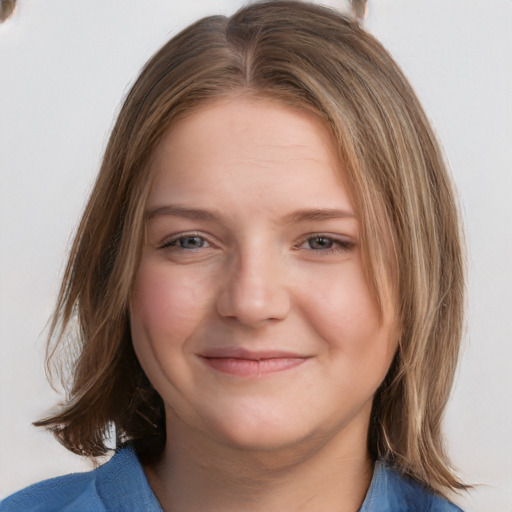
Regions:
[[1, 1, 511, 511]]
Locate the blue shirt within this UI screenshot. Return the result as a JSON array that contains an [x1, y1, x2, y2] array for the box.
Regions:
[[1, 446, 463, 511]]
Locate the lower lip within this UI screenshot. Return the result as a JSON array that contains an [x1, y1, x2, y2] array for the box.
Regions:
[[200, 357, 308, 377]]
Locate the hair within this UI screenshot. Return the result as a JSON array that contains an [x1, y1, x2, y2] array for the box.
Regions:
[[35, 0, 466, 498]]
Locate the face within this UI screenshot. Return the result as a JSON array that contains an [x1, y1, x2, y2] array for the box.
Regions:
[[130, 97, 398, 454]]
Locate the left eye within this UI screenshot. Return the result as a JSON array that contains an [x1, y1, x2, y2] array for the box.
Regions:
[[296, 235, 354, 253], [306, 236, 336, 250]]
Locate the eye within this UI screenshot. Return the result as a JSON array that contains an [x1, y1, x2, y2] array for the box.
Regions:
[[161, 234, 210, 250], [306, 236, 336, 250], [295, 234, 355, 254]]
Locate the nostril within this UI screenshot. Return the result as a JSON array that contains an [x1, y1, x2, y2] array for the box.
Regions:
[[216, 275, 291, 327]]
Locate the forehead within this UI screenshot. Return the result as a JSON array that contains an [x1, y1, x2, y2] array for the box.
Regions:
[[146, 96, 355, 216]]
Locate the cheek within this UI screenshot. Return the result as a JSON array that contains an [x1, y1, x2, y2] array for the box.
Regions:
[[129, 259, 220, 406], [130, 260, 212, 351], [299, 260, 397, 364]]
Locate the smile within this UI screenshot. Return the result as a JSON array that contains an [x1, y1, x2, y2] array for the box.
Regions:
[[198, 349, 311, 377]]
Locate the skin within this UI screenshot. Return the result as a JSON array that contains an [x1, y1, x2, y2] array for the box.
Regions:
[[130, 96, 399, 512]]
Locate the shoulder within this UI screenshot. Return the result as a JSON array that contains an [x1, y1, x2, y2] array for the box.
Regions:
[[361, 461, 464, 512], [0, 446, 162, 512], [0, 469, 104, 512]]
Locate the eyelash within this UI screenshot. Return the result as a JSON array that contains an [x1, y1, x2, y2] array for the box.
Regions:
[[294, 235, 355, 254], [159, 232, 213, 250], [159, 232, 354, 255]]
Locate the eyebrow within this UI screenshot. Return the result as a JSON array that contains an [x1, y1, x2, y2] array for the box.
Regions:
[[147, 206, 219, 221], [146, 206, 356, 223], [283, 208, 356, 223]]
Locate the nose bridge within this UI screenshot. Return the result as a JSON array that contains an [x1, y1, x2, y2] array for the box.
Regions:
[[216, 242, 290, 326]]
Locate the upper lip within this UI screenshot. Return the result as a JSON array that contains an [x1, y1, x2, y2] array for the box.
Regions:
[[198, 348, 310, 360]]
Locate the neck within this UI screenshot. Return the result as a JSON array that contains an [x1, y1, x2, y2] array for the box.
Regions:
[[144, 416, 373, 512]]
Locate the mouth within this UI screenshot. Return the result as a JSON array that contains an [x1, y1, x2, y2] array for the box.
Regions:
[[197, 348, 311, 377]]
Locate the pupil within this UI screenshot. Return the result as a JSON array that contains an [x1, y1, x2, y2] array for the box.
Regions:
[[310, 237, 332, 249], [180, 236, 203, 249]]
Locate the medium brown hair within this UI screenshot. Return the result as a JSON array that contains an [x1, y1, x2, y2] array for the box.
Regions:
[[36, 0, 466, 497]]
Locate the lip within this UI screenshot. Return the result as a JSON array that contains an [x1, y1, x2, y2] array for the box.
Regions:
[[197, 348, 311, 377]]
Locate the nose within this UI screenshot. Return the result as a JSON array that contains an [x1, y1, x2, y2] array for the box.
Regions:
[[216, 250, 291, 327]]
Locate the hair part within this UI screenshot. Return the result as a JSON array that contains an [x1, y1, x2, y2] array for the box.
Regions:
[[35, 0, 466, 497]]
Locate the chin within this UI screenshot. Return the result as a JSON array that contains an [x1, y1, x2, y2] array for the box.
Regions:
[[197, 405, 329, 455]]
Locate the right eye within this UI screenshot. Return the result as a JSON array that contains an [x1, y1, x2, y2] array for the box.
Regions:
[[161, 234, 211, 250]]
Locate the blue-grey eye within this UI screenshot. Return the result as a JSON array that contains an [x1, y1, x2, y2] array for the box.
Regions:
[[307, 236, 334, 250], [177, 236, 206, 249]]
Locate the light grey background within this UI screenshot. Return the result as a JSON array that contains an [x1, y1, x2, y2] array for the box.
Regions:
[[1, 1, 511, 510]]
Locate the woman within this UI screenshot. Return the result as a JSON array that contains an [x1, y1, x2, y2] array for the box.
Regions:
[[1, 2, 467, 510]]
